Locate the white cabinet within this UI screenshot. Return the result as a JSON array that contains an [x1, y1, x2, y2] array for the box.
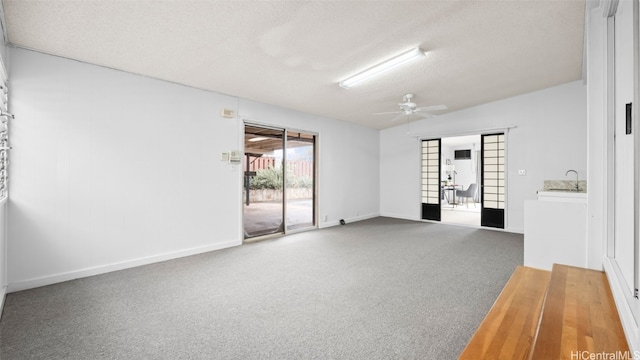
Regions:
[[524, 192, 587, 271]]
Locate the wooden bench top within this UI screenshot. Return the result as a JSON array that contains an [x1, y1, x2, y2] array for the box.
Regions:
[[458, 265, 551, 360], [529, 264, 629, 360]]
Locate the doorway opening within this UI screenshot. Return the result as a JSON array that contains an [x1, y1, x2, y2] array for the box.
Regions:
[[243, 124, 316, 240], [440, 135, 481, 227], [421, 132, 505, 229]]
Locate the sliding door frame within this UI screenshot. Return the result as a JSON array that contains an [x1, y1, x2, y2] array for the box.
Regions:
[[285, 128, 318, 234], [243, 123, 286, 239], [242, 120, 318, 240]]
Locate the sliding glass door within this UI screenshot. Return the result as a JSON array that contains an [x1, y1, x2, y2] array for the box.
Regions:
[[243, 125, 285, 238], [243, 124, 316, 240], [285, 131, 316, 231]]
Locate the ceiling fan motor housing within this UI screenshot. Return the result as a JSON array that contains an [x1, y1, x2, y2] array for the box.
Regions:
[[372, 93, 446, 121], [399, 93, 417, 112]]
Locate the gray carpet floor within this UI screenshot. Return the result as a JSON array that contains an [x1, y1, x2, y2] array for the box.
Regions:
[[0, 217, 523, 359]]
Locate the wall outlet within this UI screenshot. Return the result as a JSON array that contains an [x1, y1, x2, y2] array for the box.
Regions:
[[518, 169, 526, 176], [324, 215, 328, 222]]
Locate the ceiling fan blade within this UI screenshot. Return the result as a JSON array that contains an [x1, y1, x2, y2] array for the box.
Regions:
[[398, 101, 416, 107], [390, 113, 407, 122], [415, 104, 448, 112], [372, 110, 403, 115], [415, 112, 437, 119]]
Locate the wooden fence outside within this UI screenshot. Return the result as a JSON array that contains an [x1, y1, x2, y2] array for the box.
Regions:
[[248, 156, 313, 178]]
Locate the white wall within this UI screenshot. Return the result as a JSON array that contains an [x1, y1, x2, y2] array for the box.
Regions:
[[0, 198, 6, 313], [0, 41, 7, 314], [7, 48, 379, 291], [586, 1, 607, 273], [380, 81, 587, 233], [441, 140, 480, 192]]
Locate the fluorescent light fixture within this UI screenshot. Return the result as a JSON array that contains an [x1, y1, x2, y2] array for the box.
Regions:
[[248, 137, 268, 142], [339, 48, 426, 89]]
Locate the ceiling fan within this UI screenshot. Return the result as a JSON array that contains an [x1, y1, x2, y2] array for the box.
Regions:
[[373, 93, 447, 122]]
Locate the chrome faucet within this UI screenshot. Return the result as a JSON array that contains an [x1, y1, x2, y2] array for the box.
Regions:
[[565, 169, 579, 192]]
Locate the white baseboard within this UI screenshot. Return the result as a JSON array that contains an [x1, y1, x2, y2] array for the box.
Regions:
[[348, 213, 379, 223], [379, 212, 421, 221], [319, 220, 341, 228], [603, 257, 639, 354], [7, 240, 241, 293], [319, 213, 380, 228]]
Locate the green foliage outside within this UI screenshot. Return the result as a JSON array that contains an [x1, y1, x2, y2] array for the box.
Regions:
[[249, 167, 312, 190]]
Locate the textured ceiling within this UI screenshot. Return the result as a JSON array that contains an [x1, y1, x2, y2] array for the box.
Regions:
[[2, 0, 585, 130]]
